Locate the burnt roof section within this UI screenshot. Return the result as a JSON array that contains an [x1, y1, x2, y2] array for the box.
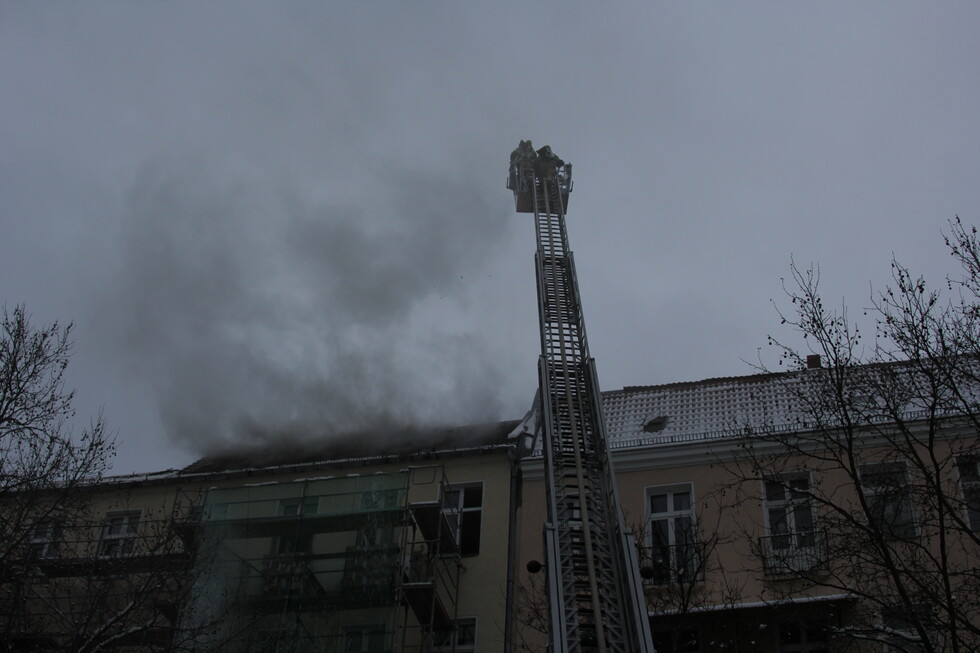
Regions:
[[182, 420, 522, 474]]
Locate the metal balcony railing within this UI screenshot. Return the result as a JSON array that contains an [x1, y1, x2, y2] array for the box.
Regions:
[[759, 530, 826, 576]]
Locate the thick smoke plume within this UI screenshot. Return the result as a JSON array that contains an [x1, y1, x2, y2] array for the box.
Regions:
[[111, 156, 521, 456]]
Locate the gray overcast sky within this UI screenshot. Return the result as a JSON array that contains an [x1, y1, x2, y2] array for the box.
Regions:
[[2, 3, 979, 474]]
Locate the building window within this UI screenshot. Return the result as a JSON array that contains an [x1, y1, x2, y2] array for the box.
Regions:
[[762, 473, 822, 573], [206, 502, 229, 520], [359, 489, 398, 549], [443, 484, 482, 556], [956, 454, 980, 531], [882, 604, 934, 653], [98, 511, 141, 557], [279, 496, 318, 517], [439, 617, 477, 653], [343, 624, 387, 653], [646, 483, 699, 584], [651, 627, 699, 653], [277, 532, 312, 555], [29, 518, 63, 559], [778, 620, 829, 653], [860, 462, 916, 539], [361, 488, 398, 511]]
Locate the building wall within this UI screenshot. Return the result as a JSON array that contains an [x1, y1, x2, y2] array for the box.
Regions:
[[515, 426, 979, 653], [1, 446, 516, 653]]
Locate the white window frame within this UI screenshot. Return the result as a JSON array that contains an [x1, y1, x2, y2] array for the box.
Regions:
[[764, 472, 817, 543], [444, 617, 476, 653], [29, 517, 63, 559], [442, 483, 483, 556], [645, 482, 699, 584], [98, 510, 141, 557], [762, 472, 823, 574]]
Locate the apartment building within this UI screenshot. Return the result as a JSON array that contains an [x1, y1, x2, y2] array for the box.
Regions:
[[3, 363, 977, 652], [0, 422, 521, 653], [516, 361, 979, 653]]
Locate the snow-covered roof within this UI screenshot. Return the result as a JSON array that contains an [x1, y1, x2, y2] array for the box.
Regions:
[[600, 357, 980, 450], [602, 372, 801, 447]]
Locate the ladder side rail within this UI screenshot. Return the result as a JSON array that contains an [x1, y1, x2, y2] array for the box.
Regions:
[[563, 252, 591, 357], [622, 528, 656, 653], [545, 523, 570, 653], [583, 356, 655, 651]]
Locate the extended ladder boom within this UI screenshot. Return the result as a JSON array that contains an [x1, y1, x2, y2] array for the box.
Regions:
[[508, 143, 653, 653]]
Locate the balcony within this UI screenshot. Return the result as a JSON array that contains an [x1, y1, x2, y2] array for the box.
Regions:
[[760, 530, 825, 576], [400, 543, 457, 634], [641, 543, 703, 585], [11, 520, 193, 578]]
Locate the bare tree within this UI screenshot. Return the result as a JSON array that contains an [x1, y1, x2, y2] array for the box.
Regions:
[[631, 508, 745, 653], [512, 567, 550, 653], [0, 304, 121, 648], [726, 219, 980, 652], [0, 304, 114, 553], [0, 304, 114, 494]]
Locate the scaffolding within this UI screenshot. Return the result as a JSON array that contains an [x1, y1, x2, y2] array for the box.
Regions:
[[182, 467, 465, 653]]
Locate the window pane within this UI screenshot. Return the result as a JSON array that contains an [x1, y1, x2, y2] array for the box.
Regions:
[[769, 508, 789, 534], [651, 519, 669, 547], [460, 511, 481, 555], [345, 632, 362, 652], [765, 480, 785, 502], [463, 486, 482, 509], [966, 487, 980, 531], [806, 622, 829, 642], [957, 455, 979, 482], [794, 505, 814, 531], [674, 515, 693, 542], [368, 629, 386, 651], [444, 489, 461, 509], [650, 494, 668, 514], [457, 620, 476, 646], [789, 476, 809, 499], [779, 621, 802, 645], [673, 492, 690, 512]]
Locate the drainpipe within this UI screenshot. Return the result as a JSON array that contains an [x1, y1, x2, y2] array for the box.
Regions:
[[504, 443, 522, 653]]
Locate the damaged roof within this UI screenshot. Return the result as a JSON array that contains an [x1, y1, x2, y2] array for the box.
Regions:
[[182, 419, 522, 474]]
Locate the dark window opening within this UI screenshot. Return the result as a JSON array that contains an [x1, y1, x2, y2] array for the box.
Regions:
[[444, 484, 483, 556]]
